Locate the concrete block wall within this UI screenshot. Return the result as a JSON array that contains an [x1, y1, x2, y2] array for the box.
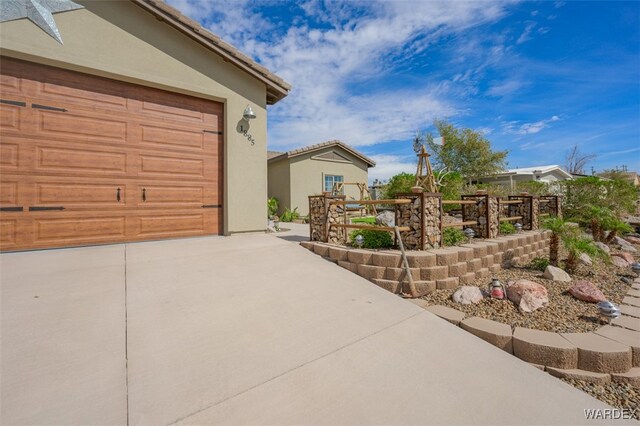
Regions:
[[301, 230, 551, 296]]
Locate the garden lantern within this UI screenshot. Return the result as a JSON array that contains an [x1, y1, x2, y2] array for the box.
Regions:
[[463, 227, 475, 240], [489, 278, 505, 299], [596, 301, 621, 324], [354, 234, 365, 248], [631, 262, 640, 277], [514, 223, 523, 233]]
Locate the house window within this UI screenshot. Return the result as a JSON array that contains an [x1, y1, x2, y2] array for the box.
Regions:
[[324, 175, 343, 193]]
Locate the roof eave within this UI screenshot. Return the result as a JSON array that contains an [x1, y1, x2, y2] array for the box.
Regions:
[[130, 0, 291, 105]]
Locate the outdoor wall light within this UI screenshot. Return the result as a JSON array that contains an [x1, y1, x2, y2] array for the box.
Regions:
[[515, 223, 523, 233], [631, 262, 640, 277], [240, 105, 256, 145], [596, 301, 621, 324], [355, 234, 365, 248], [243, 105, 256, 120], [463, 227, 475, 239]]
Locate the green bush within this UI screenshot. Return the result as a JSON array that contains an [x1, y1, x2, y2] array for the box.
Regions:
[[280, 207, 299, 222], [267, 197, 279, 218], [443, 227, 468, 246], [349, 229, 393, 249], [382, 172, 415, 199], [499, 222, 516, 235], [557, 176, 636, 218], [351, 216, 376, 224], [515, 181, 550, 196], [529, 257, 549, 271]]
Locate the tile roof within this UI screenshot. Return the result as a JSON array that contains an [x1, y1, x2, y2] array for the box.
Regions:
[[268, 140, 376, 167], [130, 0, 291, 105]]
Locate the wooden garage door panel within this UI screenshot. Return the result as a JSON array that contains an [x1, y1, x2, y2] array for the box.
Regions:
[[37, 110, 129, 144], [136, 212, 212, 237], [36, 145, 128, 175], [37, 80, 128, 112], [0, 57, 223, 251], [33, 216, 127, 243], [0, 103, 23, 132], [140, 124, 206, 151], [0, 218, 18, 248], [0, 141, 19, 170], [34, 181, 126, 208]]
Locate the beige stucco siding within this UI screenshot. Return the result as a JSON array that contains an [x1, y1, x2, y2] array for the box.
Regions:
[[288, 147, 369, 216], [267, 158, 291, 215], [0, 1, 269, 233]]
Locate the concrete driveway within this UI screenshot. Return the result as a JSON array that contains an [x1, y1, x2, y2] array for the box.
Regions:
[[1, 233, 612, 425]]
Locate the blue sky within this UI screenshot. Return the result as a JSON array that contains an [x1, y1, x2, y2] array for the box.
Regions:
[[168, 0, 640, 182]]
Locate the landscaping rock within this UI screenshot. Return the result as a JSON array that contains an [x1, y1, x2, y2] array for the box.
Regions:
[[579, 253, 593, 266], [624, 236, 640, 245], [594, 242, 611, 254], [611, 256, 630, 268], [568, 281, 606, 303], [615, 236, 638, 253], [543, 265, 572, 282], [507, 279, 549, 313], [452, 286, 484, 305], [615, 252, 635, 264], [375, 210, 395, 227]]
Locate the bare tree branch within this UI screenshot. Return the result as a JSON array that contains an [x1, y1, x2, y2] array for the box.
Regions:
[[565, 144, 597, 174]]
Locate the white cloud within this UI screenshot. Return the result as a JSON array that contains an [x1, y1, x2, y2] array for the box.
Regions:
[[486, 79, 524, 97], [516, 21, 536, 44], [167, 0, 510, 150], [503, 115, 561, 135], [367, 154, 416, 184]]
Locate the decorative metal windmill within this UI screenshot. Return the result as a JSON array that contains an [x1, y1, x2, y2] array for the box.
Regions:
[[414, 145, 437, 193]]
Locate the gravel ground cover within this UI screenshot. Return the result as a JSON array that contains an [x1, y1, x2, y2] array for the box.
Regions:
[[420, 236, 639, 415], [561, 379, 640, 420], [420, 245, 637, 333]]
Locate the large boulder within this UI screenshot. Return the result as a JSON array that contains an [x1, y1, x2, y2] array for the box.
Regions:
[[594, 242, 610, 254], [624, 235, 640, 245], [543, 265, 572, 282], [507, 279, 549, 313], [568, 281, 606, 303], [579, 253, 592, 266], [611, 255, 630, 268], [614, 236, 638, 253], [375, 210, 395, 227], [452, 286, 484, 305], [615, 252, 635, 264]]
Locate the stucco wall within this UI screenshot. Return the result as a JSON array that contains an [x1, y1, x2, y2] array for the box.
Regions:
[[289, 147, 369, 216], [267, 158, 291, 216], [0, 0, 270, 234]]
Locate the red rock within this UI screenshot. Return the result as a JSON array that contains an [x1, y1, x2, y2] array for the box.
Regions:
[[615, 252, 635, 264], [568, 280, 606, 303], [611, 255, 630, 268], [624, 236, 640, 245], [507, 279, 549, 313]]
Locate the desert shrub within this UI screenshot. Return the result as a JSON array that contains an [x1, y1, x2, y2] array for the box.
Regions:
[[443, 227, 467, 246], [267, 197, 279, 218], [349, 229, 393, 249], [529, 257, 549, 271], [280, 207, 299, 222], [499, 222, 516, 235], [515, 181, 550, 196], [462, 183, 510, 197], [382, 172, 415, 199], [558, 176, 636, 218]]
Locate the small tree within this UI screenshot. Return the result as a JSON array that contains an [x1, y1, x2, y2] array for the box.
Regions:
[[563, 236, 604, 274], [382, 172, 415, 199], [542, 216, 567, 267], [425, 120, 508, 183]]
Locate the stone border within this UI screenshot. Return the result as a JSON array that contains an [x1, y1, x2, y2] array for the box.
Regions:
[[413, 278, 640, 384], [301, 230, 550, 297]]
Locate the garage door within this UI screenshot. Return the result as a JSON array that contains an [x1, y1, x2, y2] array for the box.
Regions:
[[0, 57, 223, 251]]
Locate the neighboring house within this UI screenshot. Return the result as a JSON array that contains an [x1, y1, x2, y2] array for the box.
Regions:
[[0, 0, 290, 251], [476, 165, 573, 190], [268, 141, 375, 216]]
